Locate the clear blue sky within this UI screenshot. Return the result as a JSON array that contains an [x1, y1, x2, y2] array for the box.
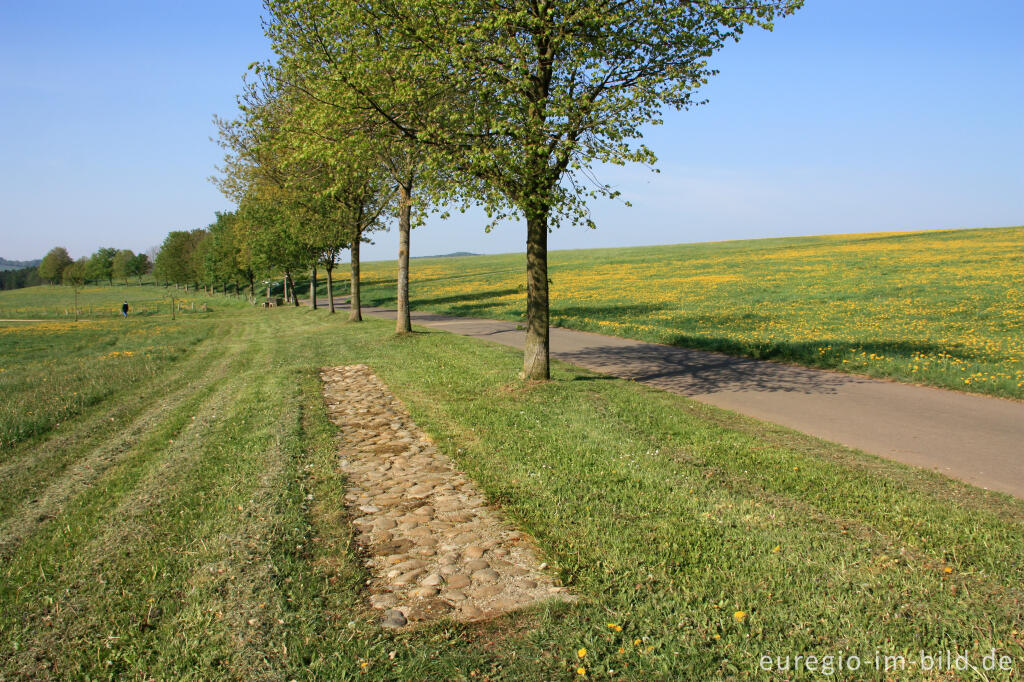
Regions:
[[1, 0, 1021, 262]]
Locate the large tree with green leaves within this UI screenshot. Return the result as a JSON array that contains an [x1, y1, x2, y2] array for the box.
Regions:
[[111, 249, 135, 285], [261, 8, 451, 332], [87, 247, 118, 286], [38, 247, 73, 284], [154, 231, 205, 289], [128, 252, 152, 285], [216, 89, 393, 317], [267, 0, 801, 378]]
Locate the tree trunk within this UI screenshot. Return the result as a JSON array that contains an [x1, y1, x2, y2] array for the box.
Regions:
[[396, 182, 412, 333], [349, 233, 362, 322], [523, 211, 550, 380], [310, 265, 318, 309], [283, 274, 288, 303], [327, 265, 335, 314]]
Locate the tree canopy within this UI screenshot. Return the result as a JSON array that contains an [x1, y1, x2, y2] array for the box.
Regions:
[[38, 247, 73, 284], [261, 0, 803, 378]]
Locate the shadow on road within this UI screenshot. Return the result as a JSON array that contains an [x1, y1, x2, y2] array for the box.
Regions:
[[555, 343, 862, 396]]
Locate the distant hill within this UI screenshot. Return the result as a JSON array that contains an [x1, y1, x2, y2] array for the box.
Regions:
[[413, 252, 481, 259], [0, 258, 41, 271]]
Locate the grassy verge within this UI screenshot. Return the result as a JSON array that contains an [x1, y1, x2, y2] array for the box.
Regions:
[[0, 300, 1020, 679]]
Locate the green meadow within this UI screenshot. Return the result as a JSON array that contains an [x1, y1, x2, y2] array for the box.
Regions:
[[354, 226, 1024, 399], [1, 287, 1021, 679]]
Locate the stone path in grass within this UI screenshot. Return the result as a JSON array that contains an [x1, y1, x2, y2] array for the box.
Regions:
[[320, 365, 571, 628]]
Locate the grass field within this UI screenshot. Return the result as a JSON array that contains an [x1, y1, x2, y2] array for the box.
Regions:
[[353, 226, 1024, 400], [0, 281, 222, 321], [1, 287, 1021, 679]]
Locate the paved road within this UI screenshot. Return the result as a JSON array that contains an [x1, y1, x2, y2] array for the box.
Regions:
[[317, 299, 1024, 498]]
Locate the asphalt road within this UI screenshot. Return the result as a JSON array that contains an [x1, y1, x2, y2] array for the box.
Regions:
[[319, 299, 1024, 498]]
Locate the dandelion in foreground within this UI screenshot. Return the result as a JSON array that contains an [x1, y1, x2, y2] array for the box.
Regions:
[[734, 611, 747, 623], [943, 566, 953, 574], [577, 648, 587, 658], [576, 666, 586, 676], [607, 623, 622, 632]]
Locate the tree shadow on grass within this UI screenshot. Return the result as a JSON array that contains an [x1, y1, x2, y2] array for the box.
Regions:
[[662, 334, 981, 366], [365, 288, 522, 312]]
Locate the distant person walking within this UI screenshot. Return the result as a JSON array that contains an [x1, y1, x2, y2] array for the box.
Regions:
[[121, 301, 129, 318]]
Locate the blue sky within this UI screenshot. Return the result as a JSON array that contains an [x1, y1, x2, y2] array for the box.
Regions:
[[1, 0, 1021, 262]]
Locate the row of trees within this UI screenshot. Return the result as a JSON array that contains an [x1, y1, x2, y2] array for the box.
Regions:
[[38, 246, 152, 287], [30, 2, 801, 377], [206, 0, 801, 379], [0, 266, 42, 291]]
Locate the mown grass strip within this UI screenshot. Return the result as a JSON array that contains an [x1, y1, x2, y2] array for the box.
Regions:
[[1, 308, 1020, 680]]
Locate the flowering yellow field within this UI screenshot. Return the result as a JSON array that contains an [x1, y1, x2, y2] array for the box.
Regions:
[[361, 226, 1024, 398]]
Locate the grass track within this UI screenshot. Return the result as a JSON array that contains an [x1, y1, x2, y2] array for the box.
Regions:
[[0, 295, 1021, 679]]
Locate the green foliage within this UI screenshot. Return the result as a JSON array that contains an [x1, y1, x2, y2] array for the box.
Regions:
[[154, 230, 205, 287], [262, 0, 803, 377], [37, 247, 73, 284], [0, 266, 42, 291], [87, 247, 118, 285], [111, 249, 135, 284], [128, 252, 152, 283], [61, 258, 88, 287]]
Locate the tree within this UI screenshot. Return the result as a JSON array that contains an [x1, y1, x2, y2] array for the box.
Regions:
[[86, 247, 117, 286], [0, 266, 42, 291], [215, 88, 392, 315], [267, 0, 801, 378], [154, 231, 204, 289], [38, 247, 73, 284], [261, 12, 451, 332], [128, 253, 152, 284], [202, 212, 243, 294], [62, 258, 88, 321], [111, 249, 135, 285]]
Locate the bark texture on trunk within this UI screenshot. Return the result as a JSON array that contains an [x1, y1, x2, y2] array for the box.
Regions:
[[310, 266, 317, 310], [523, 213, 550, 380], [396, 182, 412, 333], [349, 235, 362, 322], [327, 266, 335, 314]]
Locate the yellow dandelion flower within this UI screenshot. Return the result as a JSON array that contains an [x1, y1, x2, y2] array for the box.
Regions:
[[578, 648, 587, 659], [943, 566, 953, 574], [607, 623, 622, 632], [734, 611, 747, 622], [771, 546, 781, 553], [576, 666, 586, 676]]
